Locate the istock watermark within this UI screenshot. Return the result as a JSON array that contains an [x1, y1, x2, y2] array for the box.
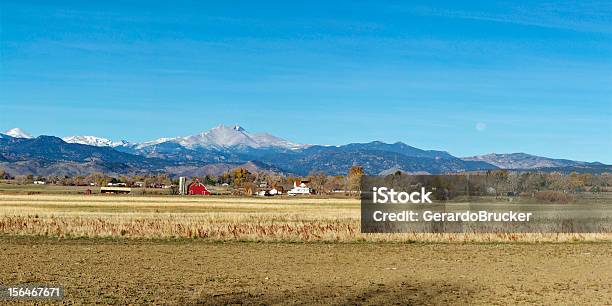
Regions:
[[360, 175, 612, 233], [372, 187, 433, 204]]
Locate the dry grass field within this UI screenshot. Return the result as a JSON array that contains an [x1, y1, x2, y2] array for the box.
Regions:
[[0, 193, 611, 242]]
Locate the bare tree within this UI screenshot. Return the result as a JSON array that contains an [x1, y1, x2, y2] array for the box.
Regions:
[[308, 171, 327, 195], [347, 166, 364, 194]]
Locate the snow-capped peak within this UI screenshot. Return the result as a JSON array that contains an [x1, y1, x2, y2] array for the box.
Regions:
[[4, 128, 33, 139], [179, 124, 259, 148], [138, 124, 307, 150], [62, 135, 130, 147], [209, 124, 245, 132]]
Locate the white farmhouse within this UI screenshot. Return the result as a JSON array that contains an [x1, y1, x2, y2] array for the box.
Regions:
[[288, 181, 311, 196]]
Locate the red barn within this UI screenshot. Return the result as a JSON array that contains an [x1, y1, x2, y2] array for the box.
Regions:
[[188, 181, 211, 195]]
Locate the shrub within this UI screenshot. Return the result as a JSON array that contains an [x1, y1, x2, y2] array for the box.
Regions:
[[535, 191, 573, 204]]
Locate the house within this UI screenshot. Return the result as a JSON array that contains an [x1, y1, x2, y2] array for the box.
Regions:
[[288, 180, 311, 196], [188, 180, 211, 195]]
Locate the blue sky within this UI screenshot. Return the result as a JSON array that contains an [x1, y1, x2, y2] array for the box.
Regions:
[[1, 1, 611, 162]]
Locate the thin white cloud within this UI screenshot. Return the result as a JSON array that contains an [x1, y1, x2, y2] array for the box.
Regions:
[[402, 3, 612, 34]]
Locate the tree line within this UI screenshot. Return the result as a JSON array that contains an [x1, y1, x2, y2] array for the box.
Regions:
[[1, 166, 610, 195]]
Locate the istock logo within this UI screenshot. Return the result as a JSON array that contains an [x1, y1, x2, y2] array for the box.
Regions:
[[372, 187, 433, 204]]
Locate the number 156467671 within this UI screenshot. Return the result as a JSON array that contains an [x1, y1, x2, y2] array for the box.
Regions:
[[1, 285, 63, 300]]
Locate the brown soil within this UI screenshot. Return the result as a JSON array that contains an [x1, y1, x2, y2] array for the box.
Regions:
[[0, 237, 610, 305]]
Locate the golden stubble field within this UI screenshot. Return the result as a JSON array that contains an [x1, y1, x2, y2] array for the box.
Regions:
[[0, 194, 611, 242]]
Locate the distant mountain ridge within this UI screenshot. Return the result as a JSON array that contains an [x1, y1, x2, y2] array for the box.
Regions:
[[0, 125, 609, 176], [247, 143, 495, 175], [461, 153, 603, 169], [0, 136, 166, 176]]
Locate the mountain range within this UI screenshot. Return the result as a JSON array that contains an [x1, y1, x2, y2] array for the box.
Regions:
[[461, 153, 605, 170], [0, 125, 609, 177]]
